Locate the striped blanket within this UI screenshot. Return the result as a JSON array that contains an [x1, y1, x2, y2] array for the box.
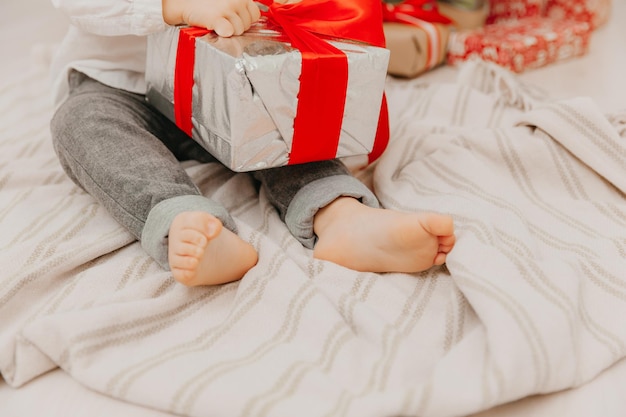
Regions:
[[1, 60, 626, 417]]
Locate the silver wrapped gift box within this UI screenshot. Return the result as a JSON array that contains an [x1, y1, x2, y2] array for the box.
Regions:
[[145, 23, 390, 172]]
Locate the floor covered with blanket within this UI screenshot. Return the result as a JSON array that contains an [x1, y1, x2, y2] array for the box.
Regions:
[[1, 1, 626, 417]]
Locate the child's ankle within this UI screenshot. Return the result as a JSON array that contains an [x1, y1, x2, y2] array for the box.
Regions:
[[313, 196, 360, 236]]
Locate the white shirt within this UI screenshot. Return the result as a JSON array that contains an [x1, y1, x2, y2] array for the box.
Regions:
[[50, 0, 167, 106]]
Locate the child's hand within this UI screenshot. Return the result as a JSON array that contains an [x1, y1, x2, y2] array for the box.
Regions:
[[162, 0, 261, 37]]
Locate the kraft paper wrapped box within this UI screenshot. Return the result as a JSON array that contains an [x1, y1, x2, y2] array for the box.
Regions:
[[381, 0, 454, 78], [384, 22, 451, 78], [382, 0, 489, 79], [145, 23, 389, 172], [447, 17, 592, 73]]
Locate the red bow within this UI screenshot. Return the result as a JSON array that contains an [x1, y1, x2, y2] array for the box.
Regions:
[[258, 0, 386, 47], [382, 0, 452, 25], [175, 0, 390, 166], [257, 0, 390, 164]]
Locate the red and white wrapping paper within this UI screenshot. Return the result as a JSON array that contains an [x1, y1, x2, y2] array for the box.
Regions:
[[486, 0, 545, 24], [447, 17, 592, 73], [544, 0, 612, 29]]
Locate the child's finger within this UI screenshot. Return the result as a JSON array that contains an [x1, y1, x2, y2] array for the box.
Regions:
[[237, 9, 253, 32], [247, 1, 261, 23], [226, 13, 246, 35], [237, 1, 260, 33], [212, 17, 235, 37]]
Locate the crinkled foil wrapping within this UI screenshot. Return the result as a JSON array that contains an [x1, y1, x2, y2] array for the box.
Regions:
[[146, 23, 390, 172]]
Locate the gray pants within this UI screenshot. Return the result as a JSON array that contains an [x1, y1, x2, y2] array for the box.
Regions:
[[50, 70, 379, 269]]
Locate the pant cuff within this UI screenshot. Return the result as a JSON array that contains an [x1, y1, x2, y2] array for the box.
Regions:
[[284, 175, 379, 249], [141, 195, 236, 269]]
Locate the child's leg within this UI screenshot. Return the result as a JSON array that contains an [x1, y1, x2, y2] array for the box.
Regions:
[[51, 71, 256, 286], [254, 160, 455, 273]]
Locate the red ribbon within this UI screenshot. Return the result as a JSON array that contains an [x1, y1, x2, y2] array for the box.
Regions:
[[382, 0, 452, 25], [174, 0, 390, 166], [174, 27, 209, 138]]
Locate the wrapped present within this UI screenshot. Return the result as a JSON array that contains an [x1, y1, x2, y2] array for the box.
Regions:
[[384, 22, 451, 77], [486, 0, 545, 24], [544, 0, 612, 29], [146, 2, 390, 172], [382, 0, 452, 78], [447, 17, 592, 73]]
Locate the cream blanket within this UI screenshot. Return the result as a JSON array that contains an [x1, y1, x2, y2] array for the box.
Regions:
[[1, 60, 626, 417]]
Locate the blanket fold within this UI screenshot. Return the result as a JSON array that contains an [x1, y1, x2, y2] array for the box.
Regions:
[[516, 99, 626, 194], [2, 60, 626, 417]]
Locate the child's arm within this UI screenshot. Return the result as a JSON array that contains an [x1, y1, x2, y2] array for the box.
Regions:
[[162, 0, 261, 37], [51, 0, 260, 37], [51, 0, 166, 36]]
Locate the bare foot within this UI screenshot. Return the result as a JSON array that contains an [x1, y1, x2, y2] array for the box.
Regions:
[[313, 197, 455, 273], [168, 211, 258, 286]]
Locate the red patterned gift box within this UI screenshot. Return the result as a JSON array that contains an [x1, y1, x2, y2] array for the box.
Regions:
[[544, 0, 612, 29], [447, 17, 592, 73], [486, 0, 545, 24]]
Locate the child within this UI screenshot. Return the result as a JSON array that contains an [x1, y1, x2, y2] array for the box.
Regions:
[[49, 0, 456, 287]]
